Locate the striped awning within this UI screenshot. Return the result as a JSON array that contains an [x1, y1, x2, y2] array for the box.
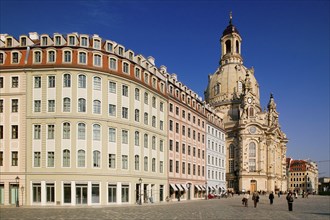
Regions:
[[170, 183, 178, 191], [176, 184, 184, 191], [181, 184, 188, 191], [200, 185, 206, 191], [195, 185, 201, 191]]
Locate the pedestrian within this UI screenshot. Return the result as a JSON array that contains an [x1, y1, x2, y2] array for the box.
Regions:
[[286, 192, 294, 211], [242, 193, 249, 207], [177, 191, 181, 202], [278, 191, 281, 198], [252, 191, 259, 208], [269, 191, 274, 204]]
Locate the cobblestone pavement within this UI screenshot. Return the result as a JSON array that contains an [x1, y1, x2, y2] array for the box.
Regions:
[[1, 195, 329, 220]]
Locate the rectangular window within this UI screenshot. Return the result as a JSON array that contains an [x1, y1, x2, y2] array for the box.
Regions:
[[81, 37, 88, 46], [12, 77, 18, 88], [121, 185, 129, 203], [12, 151, 18, 166], [92, 184, 100, 203], [169, 159, 173, 172], [122, 85, 128, 96], [46, 183, 55, 203], [109, 128, 116, 142], [47, 125, 54, 139], [0, 100, 3, 113], [12, 99, 18, 112], [63, 183, 71, 203], [48, 100, 55, 112], [34, 152, 41, 167], [182, 162, 185, 174], [34, 100, 41, 112], [34, 76, 41, 88], [0, 151, 3, 166], [159, 161, 163, 173], [109, 154, 116, 168], [159, 140, 164, 152], [122, 155, 128, 169], [48, 76, 55, 88], [33, 183, 41, 203], [0, 77, 3, 88], [12, 125, 18, 139], [176, 161, 179, 173], [122, 130, 128, 144], [122, 107, 128, 119], [34, 125, 41, 139], [47, 152, 54, 167], [109, 81, 116, 93], [108, 184, 117, 203], [109, 104, 116, 116]]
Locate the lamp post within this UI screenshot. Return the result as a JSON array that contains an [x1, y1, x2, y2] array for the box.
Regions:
[[186, 183, 191, 200], [21, 186, 24, 206], [205, 182, 208, 200], [139, 178, 142, 205], [15, 176, 20, 207]]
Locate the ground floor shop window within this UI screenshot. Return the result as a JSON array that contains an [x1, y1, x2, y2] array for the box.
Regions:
[[63, 183, 71, 203], [108, 184, 117, 203], [0, 184, 4, 204], [121, 184, 129, 203], [92, 184, 99, 203], [46, 183, 55, 203], [33, 183, 41, 203]]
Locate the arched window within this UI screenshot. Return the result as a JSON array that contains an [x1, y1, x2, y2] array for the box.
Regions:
[[152, 158, 156, 172], [135, 131, 140, 146], [78, 75, 86, 88], [78, 123, 86, 139], [64, 51, 71, 62], [152, 116, 156, 127], [144, 134, 148, 148], [135, 88, 140, 100], [135, 109, 140, 122], [77, 150, 85, 167], [249, 107, 254, 117], [229, 144, 235, 159], [249, 142, 256, 157], [236, 40, 240, 53], [63, 74, 71, 87], [144, 156, 148, 171], [48, 51, 55, 62], [135, 155, 139, 170], [93, 76, 101, 90], [63, 149, 70, 167], [63, 122, 70, 139], [93, 150, 101, 167], [109, 58, 117, 70], [152, 136, 156, 150], [94, 54, 102, 67], [79, 52, 87, 64], [144, 112, 148, 125], [237, 81, 243, 93], [34, 51, 41, 63], [78, 98, 86, 112], [93, 100, 101, 114], [93, 124, 101, 140], [144, 92, 148, 104], [225, 40, 231, 54]]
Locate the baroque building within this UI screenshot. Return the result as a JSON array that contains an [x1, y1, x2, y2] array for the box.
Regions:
[[204, 14, 288, 193]]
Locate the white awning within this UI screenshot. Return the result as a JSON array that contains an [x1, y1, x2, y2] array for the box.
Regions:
[[170, 183, 178, 191], [221, 187, 226, 191], [200, 185, 206, 191], [176, 184, 184, 191], [195, 185, 201, 191], [211, 186, 215, 190], [181, 184, 188, 191]]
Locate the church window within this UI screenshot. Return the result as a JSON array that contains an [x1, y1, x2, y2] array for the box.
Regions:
[[214, 83, 220, 95], [236, 40, 240, 53], [249, 142, 256, 157], [237, 81, 243, 93], [229, 144, 235, 159], [249, 107, 254, 117], [225, 40, 231, 54]]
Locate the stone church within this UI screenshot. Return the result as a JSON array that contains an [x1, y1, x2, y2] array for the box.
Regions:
[[205, 14, 288, 193]]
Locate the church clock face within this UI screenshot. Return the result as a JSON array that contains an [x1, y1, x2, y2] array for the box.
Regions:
[[249, 126, 256, 134], [247, 97, 252, 104]]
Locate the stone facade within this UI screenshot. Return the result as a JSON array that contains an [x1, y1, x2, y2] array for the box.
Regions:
[[204, 15, 288, 193]]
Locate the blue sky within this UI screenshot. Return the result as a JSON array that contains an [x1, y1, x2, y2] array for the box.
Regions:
[[1, 0, 329, 176]]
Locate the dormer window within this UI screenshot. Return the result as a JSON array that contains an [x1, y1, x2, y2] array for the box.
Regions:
[[81, 37, 88, 47], [107, 42, 113, 52], [129, 52, 133, 60], [137, 57, 141, 64], [21, 37, 26, 46], [118, 47, 123, 55], [55, 36, 61, 46], [69, 36, 75, 45], [7, 38, 12, 47], [94, 39, 100, 49], [12, 52, 19, 63], [34, 51, 41, 63], [42, 37, 48, 46]]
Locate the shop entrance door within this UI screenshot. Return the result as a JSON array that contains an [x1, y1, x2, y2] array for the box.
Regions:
[[76, 184, 88, 204]]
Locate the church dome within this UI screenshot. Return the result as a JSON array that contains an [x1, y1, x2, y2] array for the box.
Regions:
[[222, 23, 240, 37]]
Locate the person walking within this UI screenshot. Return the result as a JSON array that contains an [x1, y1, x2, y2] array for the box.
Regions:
[[242, 193, 249, 207], [286, 192, 294, 211], [252, 191, 259, 208], [269, 191, 275, 205]]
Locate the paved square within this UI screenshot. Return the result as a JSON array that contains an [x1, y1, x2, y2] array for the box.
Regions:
[[1, 195, 329, 219]]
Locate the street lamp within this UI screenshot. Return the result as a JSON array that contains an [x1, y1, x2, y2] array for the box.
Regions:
[[15, 176, 20, 207], [186, 183, 191, 200], [21, 186, 24, 206], [205, 182, 208, 200], [139, 178, 142, 205]]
